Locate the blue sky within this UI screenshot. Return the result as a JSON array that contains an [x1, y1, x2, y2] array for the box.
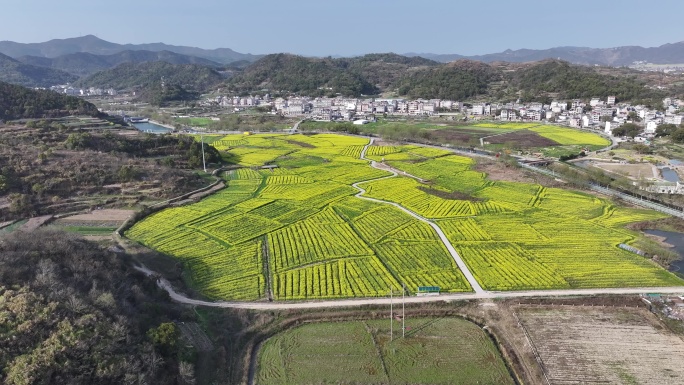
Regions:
[[2, 0, 683, 56]]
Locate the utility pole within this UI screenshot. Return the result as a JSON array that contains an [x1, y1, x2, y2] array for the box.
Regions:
[[201, 134, 207, 173], [401, 284, 406, 338], [390, 288, 393, 341]]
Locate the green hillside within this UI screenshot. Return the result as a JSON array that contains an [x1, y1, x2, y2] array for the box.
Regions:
[[0, 81, 100, 120], [75, 61, 224, 91], [0, 52, 77, 87]]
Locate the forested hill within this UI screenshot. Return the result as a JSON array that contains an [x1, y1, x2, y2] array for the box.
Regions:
[[0, 52, 77, 87], [394, 59, 502, 100], [226, 53, 438, 96], [0, 81, 100, 120], [507, 60, 666, 103], [227, 54, 673, 102], [226, 54, 378, 96], [75, 61, 225, 91]]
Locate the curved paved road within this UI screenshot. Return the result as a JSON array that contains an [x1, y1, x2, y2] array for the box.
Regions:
[[135, 264, 683, 310], [354, 139, 485, 293], [130, 134, 684, 310]]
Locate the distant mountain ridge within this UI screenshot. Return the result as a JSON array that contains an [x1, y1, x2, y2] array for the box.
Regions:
[[407, 41, 684, 66], [0, 52, 77, 87], [0, 35, 262, 64], [16, 50, 222, 77], [4, 36, 684, 68]]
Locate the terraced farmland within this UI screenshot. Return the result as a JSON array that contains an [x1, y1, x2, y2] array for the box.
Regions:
[[126, 133, 683, 301]]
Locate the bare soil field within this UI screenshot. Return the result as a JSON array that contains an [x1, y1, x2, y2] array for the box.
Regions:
[[58, 209, 135, 223], [486, 130, 559, 146], [18, 215, 54, 232], [474, 158, 564, 186], [430, 128, 486, 142], [516, 306, 684, 385], [592, 161, 659, 179]]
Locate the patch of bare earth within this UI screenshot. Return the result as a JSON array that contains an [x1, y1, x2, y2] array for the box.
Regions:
[[430, 129, 485, 142], [59, 209, 135, 222], [486, 130, 559, 146], [474, 159, 563, 186], [18, 215, 53, 232], [286, 140, 315, 148], [516, 306, 684, 385], [591, 162, 658, 179], [373, 139, 402, 146], [417, 186, 482, 201]]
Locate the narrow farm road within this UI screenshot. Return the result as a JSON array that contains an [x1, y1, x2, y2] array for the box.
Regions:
[[130, 134, 684, 311], [353, 138, 486, 294], [134, 264, 684, 309]]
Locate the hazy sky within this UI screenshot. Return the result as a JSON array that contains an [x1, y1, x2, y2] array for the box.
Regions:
[[2, 0, 683, 56]]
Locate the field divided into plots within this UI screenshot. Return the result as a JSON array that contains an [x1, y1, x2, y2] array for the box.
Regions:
[[127, 134, 471, 300], [471, 123, 612, 147], [362, 144, 681, 291], [257, 318, 514, 385], [127, 133, 683, 301]]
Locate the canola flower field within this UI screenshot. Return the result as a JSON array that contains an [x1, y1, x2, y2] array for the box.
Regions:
[[126, 133, 683, 300], [472, 122, 612, 147]]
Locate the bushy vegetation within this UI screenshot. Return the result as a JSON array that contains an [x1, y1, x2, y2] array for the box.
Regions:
[[0, 125, 220, 221], [0, 229, 193, 384]]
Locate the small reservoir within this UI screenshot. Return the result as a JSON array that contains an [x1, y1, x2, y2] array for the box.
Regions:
[[133, 121, 172, 134], [644, 229, 684, 273], [660, 167, 680, 182]]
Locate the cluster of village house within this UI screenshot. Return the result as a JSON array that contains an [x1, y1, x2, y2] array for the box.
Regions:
[[204, 95, 684, 137], [204, 94, 684, 195], [51, 85, 118, 96]]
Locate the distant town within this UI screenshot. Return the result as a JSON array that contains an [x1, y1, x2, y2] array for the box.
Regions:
[[49, 84, 683, 142], [196, 93, 683, 141]]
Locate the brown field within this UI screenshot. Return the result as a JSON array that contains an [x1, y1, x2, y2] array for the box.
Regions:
[[59, 209, 135, 223], [430, 128, 484, 142], [486, 130, 559, 146], [516, 306, 684, 385], [18, 215, 53, 232], [592, 162, 659, 179]]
